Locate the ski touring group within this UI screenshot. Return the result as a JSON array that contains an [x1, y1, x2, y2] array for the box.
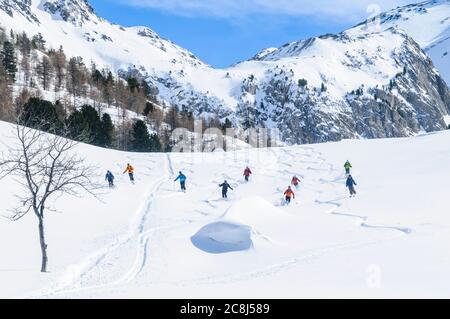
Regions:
[[105, 160, 358, 204]]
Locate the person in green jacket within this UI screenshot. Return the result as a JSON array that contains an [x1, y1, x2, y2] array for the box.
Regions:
[[344, 160, 352, 175]]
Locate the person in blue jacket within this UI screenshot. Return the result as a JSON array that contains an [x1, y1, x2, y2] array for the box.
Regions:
[[105, 170, 115, 188], [346, 174, 357, 197], [174, 171, 187, 192]]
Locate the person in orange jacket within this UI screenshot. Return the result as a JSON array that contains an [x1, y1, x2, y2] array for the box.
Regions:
[[284, 186, 295, 205], [123, 163, 135, 183]]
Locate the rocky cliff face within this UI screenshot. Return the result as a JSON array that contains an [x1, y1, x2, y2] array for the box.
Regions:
[[42, 0, 95, 26], [231, 29, 450, 144], [353, 0, 450, 86], [349, 35, 450, 139], [1, 0, 449, 145], [0, 0, 38, 23]]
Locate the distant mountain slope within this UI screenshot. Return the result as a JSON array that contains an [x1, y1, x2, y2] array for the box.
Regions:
[[354, 0, 450, 85], [1, 0, 449, 144]]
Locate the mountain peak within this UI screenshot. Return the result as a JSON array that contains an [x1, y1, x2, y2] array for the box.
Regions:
[[0, 0, 39, 23], [42, 0, 96, 25], [249, 47, 278, 61], [349, 0, 450, 84]]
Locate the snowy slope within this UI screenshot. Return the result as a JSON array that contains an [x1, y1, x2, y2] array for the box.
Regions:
[[0, 0, 238, 111], [0, 120, 450, 298], [355, 0, 450, 84]]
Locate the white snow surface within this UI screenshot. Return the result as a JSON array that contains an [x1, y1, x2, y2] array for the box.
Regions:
[[0, 120, 449, 298], [444, 115, 450, 126], [355, 0, 450, 84]]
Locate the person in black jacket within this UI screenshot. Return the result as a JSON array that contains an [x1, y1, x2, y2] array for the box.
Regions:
[[346, 175, 357, 197], [219, 180, 233, 198]]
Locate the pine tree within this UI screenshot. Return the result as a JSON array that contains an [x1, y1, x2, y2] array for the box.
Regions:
[[149, 133, 162, 152], [127, 77, 140, 93], [32, 33, 46, 50], [67, 109, 86, 140], [98, 113, 114, 148], [132, 120, 152, 152], [1, 41, 17, 81], [67, 105, 102, 144], [80, 105, 102, 144], [91, 68, 104, 86], [298, 78, 308, 88], [20, 98, 62, 132]]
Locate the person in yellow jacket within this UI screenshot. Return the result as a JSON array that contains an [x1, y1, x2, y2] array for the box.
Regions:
[[123, 163, 135, 183], [344, 160, 352, 176]]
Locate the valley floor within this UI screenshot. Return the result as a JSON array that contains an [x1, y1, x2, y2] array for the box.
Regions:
[[0, 121, 449, 298]]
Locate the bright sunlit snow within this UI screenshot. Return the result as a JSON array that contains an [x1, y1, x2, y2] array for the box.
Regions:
[[1, 120, 449, 298]]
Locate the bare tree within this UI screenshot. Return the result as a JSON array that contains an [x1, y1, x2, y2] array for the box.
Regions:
[[50, 46, 66, 93], [36, 56, 54, 91], [67, 56, 87, 106], [0, 64, 14, 121], [0, 124, 100, 272]]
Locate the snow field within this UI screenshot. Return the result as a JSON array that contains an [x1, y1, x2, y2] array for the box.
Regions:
[[0, 121, 449, 298]]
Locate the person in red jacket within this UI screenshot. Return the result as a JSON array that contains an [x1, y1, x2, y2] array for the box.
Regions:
[[291, 176, 301, 188], [243, 166, 252, 182], [284, 186, 295, 205]]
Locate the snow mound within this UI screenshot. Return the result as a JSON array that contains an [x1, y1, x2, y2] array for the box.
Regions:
[[191, 196, 294, 254], [219, 196, 301, 247], [191, 222, 252, 254], [224, 196, 296, 230]]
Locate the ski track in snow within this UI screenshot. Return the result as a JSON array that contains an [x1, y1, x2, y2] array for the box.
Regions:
[[30, 154, 175, 298], [176, 146, 414, 286], [305, 147, 413, 236], [31, 145, 413, 297], [314, 197, 413, 236], [171, 234, 403, 287], [166, 146, 412, 287]]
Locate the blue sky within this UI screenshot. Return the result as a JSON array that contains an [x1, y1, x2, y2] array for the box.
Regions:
[[89, 0, 414, 68]]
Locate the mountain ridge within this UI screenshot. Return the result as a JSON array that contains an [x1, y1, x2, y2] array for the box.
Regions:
[[1, 0, 449, 144]]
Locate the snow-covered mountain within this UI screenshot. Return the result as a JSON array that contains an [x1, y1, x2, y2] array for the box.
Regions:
[[355, 0, 450, 85], [1, 0, 450, 144]]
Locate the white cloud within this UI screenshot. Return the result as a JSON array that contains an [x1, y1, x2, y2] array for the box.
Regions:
[[120, 0, 415, 21]]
